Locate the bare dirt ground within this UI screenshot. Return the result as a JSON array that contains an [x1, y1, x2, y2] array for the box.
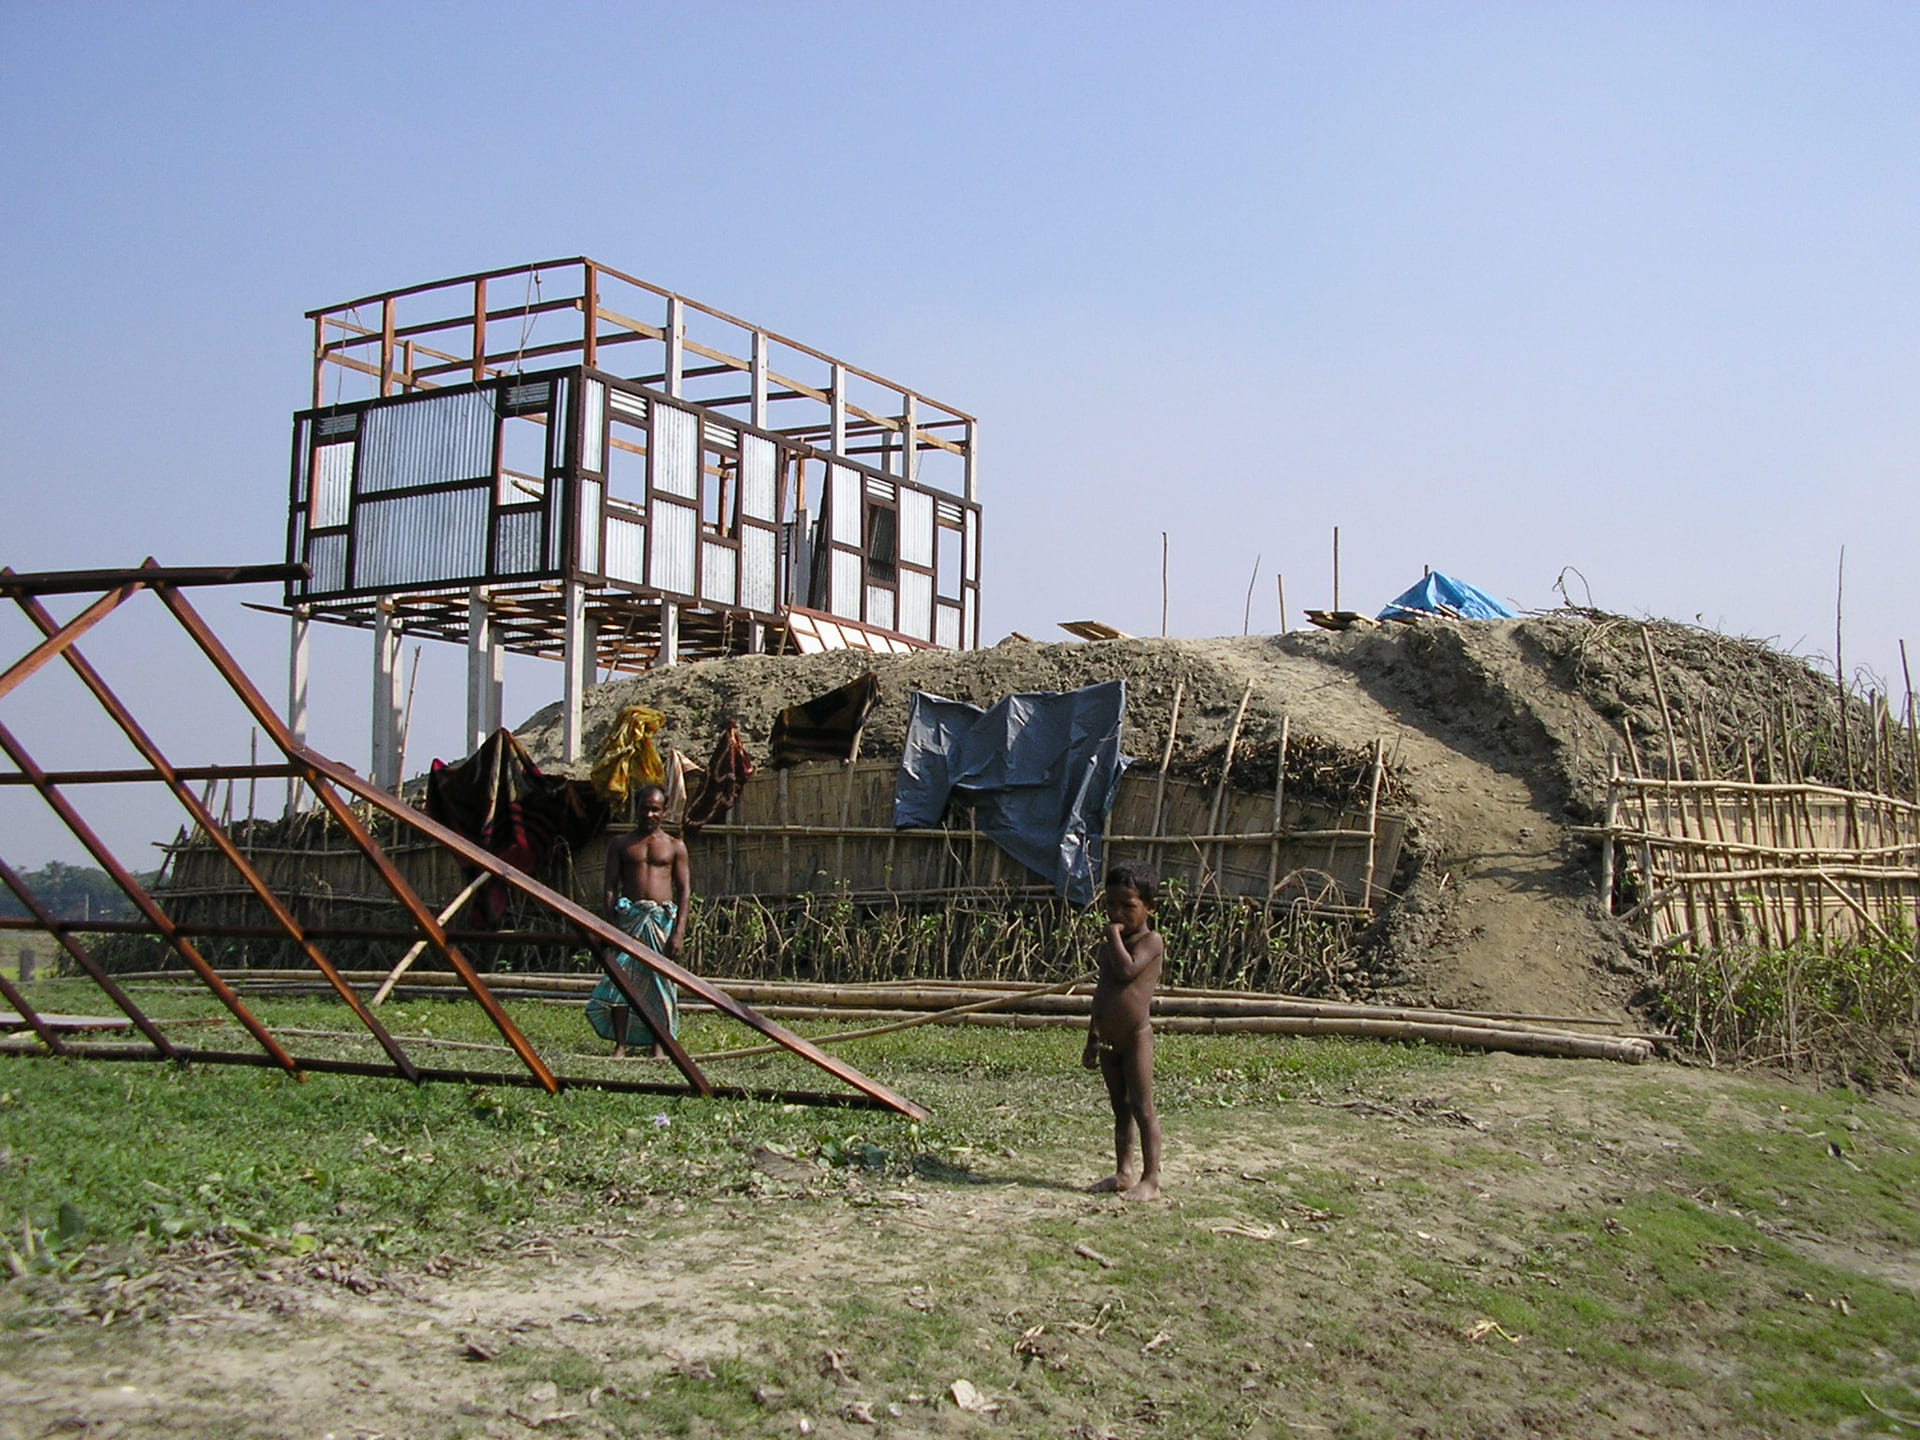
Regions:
[[7, 1052, 1917, 1440]]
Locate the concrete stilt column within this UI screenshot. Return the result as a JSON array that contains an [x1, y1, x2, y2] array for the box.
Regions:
[[372, 601, 403, 791], [286, 605, 309, 816], [561, 580, 587, 764], [466, 588, 500, 754], [656, 598, 679, 669]]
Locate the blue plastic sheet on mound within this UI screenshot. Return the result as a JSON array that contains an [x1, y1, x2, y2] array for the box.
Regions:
[[1379, 572, 1517, 621], [893, 680, 1131, 907]]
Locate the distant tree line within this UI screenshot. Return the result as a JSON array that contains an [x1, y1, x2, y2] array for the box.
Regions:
[[0, 861, 154, 922]]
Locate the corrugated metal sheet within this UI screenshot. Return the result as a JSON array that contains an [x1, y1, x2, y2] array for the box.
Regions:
[[357, 389, 494, 493], [740, 525, 776, 612], [354, 486, 489, 589], [649, 498, 696, 594], [495, 509, 543, 575], [653, 403, 698, 499]]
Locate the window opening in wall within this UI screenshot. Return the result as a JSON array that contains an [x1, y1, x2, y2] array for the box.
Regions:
[[866, 503, 897, 584], [936, 523, 962, 599], [703, 455, 737, 536], [498, 412, 549, 503], [606, 416, 647, 507]]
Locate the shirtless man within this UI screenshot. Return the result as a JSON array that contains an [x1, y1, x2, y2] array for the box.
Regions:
[[1081, 863, 1166, 1201], [588, 784, 691, 1057]]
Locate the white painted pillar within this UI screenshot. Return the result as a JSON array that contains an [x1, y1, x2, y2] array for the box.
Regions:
[[656, 598, 679, 669], [286, 605, 309, 816], [561, 580, 587, 764], [466, 588, 493, 754], [829, 362, 847, 456], [372, 601, 403, 790], [747, 618, 764, 655], [485, 626, 504, 736], [901, 394, 919, 485], [749, 330, 769, 430], [665, 296, 685, 399]]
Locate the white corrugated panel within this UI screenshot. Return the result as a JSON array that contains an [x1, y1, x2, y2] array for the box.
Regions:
[[701, 542, 737, 605], [936, 602, 961, 650], [606, 514, 645, 584], [829, 466, 861, 545], [578, 478, 602, 573], [830, 549, 862, 618], [898, 569, 933, 641], [741, 527, 776, 611], [312, 443, 354, 528], [354, 486, 489, 589], [582, 380, 606, 473], [900, 487, 934, 567], [649, 499, 696, 594], [653, 404, 698, 499], [740, 434, 777, 520], [865, 585, 895, 633]]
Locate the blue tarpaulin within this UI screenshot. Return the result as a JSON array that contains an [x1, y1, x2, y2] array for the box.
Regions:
[[893, 680, 1130, 906], [1379, 572, 1517, 622]]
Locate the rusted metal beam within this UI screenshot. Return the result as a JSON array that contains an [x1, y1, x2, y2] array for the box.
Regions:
[[0, 580, 135, 701], [0, 563, 305, 597], [0, 764, 304, 787], [155, 582, 925, 1120], [0, 963, 69, 1055], [0, 1040, 909, 1110], [0, 917, 585, 946], [0, 857, 178, 1057], [150, 581, 562, 1094], [0, 719, 300, 1077], [12, 591, 423, 1083]]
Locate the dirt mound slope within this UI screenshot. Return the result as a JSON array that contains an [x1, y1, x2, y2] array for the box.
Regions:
[[516, 613, 1871, 1022]]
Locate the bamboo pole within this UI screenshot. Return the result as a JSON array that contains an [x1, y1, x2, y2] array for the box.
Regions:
[[1205, 681, 1254, 895], [1359, 739, 1385, 907], [1599, 752, 1618, 912], [1902, 640, 1918, 807], [1265, 715, 1291, 901], [370, 871, 492, 1006], [1149, 679, 1182, 872], [689, 970, 1098, 1062]]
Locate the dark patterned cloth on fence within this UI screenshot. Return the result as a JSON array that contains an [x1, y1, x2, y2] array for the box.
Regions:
[[426, 729, 608, 923], [769, 672, 880, 768], [684, 719, 754, 835], [586, 897, 679, 1048]]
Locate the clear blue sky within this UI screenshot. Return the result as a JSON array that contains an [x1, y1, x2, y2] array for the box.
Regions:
[[4, 2, 1917, 866]]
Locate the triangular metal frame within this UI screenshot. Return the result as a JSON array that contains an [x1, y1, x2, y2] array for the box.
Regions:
[[0, 561, 925, 1120]]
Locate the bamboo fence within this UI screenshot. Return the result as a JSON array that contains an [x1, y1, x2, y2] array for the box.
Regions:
[[138, 700, 1407, 986], [1597, 770, 1920, 951]]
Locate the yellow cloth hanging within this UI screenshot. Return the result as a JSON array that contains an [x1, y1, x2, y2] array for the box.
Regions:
[[591, 704, 667, 803]]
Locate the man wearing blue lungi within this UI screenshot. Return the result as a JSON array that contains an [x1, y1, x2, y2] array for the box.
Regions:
[[590, 784, 690, 1057]]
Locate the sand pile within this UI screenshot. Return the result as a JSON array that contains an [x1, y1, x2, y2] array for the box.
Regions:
[[517, 612, 1884, 1020]]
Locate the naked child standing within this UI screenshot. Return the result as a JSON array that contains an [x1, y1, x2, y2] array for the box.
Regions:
[[1082, 863, 1165, 1200]]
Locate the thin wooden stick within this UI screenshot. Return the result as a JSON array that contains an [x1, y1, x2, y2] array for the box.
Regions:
[[1149, 679, 1182, 871], [1901, 640, 1918, 806], [1599, 751, 1618, 912], [1266, 715, 1291, 901], [371, 871, 491, 1006], [1359, 739, 1385, 907], [690, 969, 1097, 1062], [1206, 681, 1255, 894], [1160, 531, 1169, 638]]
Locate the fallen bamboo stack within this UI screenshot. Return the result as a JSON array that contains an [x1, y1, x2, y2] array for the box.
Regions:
[[109, 970, 1660, 1064]]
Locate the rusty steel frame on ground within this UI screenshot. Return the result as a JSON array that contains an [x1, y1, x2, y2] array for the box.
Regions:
[[0, 561, 926, 1120]]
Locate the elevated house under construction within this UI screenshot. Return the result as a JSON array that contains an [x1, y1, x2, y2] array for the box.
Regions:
[[284, 258, 982, 785]]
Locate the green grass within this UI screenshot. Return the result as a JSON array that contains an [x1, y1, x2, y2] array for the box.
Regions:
[[4, 980, 1920, 1437]]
